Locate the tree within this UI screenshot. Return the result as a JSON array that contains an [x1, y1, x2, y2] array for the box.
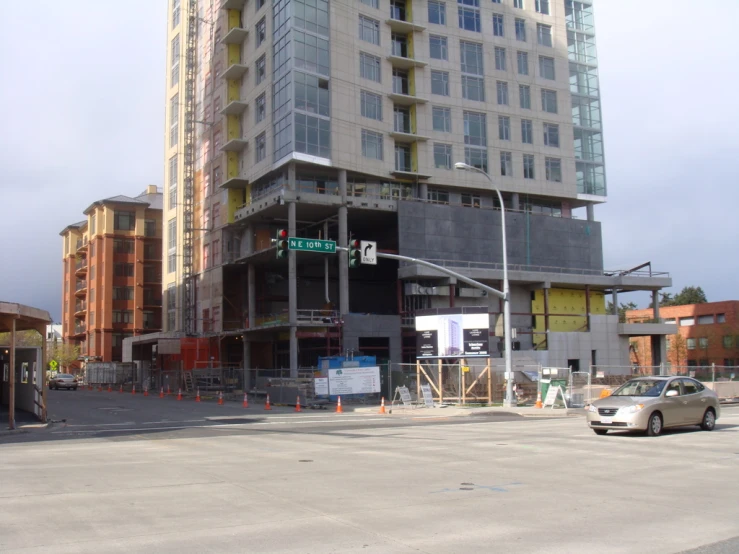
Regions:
[[606, 301, 638, 323], [661, 286, 707, 307], [49, 342, 81, 372], [667, 333, 688, 368], [0, 330, 42, 347]]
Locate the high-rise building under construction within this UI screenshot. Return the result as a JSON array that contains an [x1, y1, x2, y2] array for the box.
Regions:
[[149, 0, 673, 377]]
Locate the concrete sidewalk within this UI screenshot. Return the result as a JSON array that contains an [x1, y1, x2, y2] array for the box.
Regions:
[[351, 404, 584, 418]]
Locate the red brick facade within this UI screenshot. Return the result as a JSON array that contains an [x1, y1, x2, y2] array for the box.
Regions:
[[627, 301, 739, 368]]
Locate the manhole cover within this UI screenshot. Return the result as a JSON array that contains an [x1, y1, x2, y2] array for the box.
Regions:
[[298, 460, 313, 463], [459, 487, 474, 491], [461, 482, 474, 486]]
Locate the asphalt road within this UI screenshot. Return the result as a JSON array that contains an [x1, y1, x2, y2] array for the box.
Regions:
[[1, 390, 738, 553]]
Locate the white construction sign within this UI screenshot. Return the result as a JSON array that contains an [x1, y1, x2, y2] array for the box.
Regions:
[[314, 377, 329, 396], [328, 366, 381, 395]]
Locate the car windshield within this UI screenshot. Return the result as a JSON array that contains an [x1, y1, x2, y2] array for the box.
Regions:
[[59, 374, 74, 379], [611, 379, 667, 397]]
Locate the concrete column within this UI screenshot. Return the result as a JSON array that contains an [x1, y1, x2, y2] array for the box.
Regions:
[[511, 193, 520, 211], [611, 289, 618, 315], [338, 170, 349, 316], [288, 164, 298, 377], [242, 338, 251, 391], [652, 290, 660, 321], [585, 285, 591, 331], [586, 204, 595, 222], [8, 318, 16, 430], [418, 182, 428, 200]]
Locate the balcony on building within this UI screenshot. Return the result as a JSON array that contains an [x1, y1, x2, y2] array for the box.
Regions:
[[222, 137, 248, 152], [74, 301, 86, 317], [220, 0, 246, 9], [220, 98, 248, 116], [75, 236, 88, 254], [74, 258, 87, 277], [219, 63, 248, 81], [391, 143, 430, 180], [74, 280, 87, 297], [71, 324, 86, 338], [389, 106, 428, 143], [386, 0, 426, 33], [387, 34, 427, 69], [388, 68, 426, 106], [221, 25, 248, 45]]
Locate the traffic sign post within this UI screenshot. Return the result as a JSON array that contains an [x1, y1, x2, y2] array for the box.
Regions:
[[287, 237, 336, 253], [360, 241, 377, 265]]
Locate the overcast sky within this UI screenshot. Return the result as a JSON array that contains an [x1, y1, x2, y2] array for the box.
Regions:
[[1, 0, 736, 322]]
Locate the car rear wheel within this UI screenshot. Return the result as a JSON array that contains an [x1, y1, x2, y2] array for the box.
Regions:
[[647, 412, 663, 436], [700, 408, 716, 431], [593, 429, 608, 435]]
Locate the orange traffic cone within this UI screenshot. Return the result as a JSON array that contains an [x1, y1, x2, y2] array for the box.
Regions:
[[167, 385, 171, 396], [218, 391, 224, 405], [143, 387, 149, 397], [119, 384, 123, 394], [535, 390, 543, 409], [107, 384, 112, 393], [177, 388, 182, 401], [159, 387, 164, 399], [264, 394, 272, 410], [336, 396, 343, 413], [132, 384, 136, 395], [378, 397, 386, 414], [295, 396, 302, 412], [243, 393, 249, 408], [98, 385, 102, 392], [88, 384, 93, 391], [195, 388, 201, 402]]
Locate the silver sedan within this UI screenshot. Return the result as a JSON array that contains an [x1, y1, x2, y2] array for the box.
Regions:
[[586, 376, 720, 436], [49, 373, 79, 390]]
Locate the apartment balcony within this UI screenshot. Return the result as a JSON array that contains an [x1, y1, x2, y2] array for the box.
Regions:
[[74, 281, 87, 297], [75, 237, 88, 254], [387, 54, 427, 70], [221, 27, 248, 45], [220, 0, 246, 9], [71, 325, 86, 338], [222, 137, 248, 152], [220, 99, 248, 116], [389, 130, 429, 143], [74, 259, 87, 277], [220, 63, 248, 81], [387, 92, 427, 106], [390, 169, 431, 180], [74, 302, 86, 317], [386, 18, 426, 34]]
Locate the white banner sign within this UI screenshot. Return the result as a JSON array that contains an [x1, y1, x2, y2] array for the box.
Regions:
[[314, 377, 329, 396], [328, 366, 381, 395]]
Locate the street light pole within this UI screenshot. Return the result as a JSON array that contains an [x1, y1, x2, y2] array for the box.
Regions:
[[454, 162, 515, 407]]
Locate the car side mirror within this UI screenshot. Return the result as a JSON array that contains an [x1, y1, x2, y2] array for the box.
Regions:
[[665, 390, 679, 397]]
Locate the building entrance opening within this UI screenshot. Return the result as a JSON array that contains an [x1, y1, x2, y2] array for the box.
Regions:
[[568, 359, 580, 373]]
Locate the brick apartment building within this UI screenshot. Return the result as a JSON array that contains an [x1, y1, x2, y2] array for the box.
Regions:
[[627, 301, 739, 368], [60, 187, 163, 363]]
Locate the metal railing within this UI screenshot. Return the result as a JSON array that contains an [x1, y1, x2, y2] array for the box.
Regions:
[[250, 309, 340, 329], [414, 258, 669, 278], [75, 280, 87, 291]]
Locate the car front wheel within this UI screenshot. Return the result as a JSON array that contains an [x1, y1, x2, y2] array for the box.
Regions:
[[700, 409, 716, 431], [647, 412, 663, 436]]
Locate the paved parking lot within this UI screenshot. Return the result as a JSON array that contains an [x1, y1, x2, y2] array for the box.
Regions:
[[1, 391, 738, 553]]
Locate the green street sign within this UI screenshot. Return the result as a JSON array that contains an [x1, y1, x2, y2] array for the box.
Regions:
[[288, 237, 336, 253]]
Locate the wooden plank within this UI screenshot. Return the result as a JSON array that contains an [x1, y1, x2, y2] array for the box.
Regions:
[[417, 362, 440, 397]]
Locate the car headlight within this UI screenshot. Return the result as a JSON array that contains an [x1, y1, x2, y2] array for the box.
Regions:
[[620, 404, 645, 414], [588, 404, 597, 413]]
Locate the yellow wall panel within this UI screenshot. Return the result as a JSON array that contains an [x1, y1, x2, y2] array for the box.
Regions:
[[532, 288, 606, 335]]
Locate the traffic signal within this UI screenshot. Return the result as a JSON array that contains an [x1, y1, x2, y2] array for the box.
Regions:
[[349, 239, 361, 268], [275, 229, 288, 259]]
